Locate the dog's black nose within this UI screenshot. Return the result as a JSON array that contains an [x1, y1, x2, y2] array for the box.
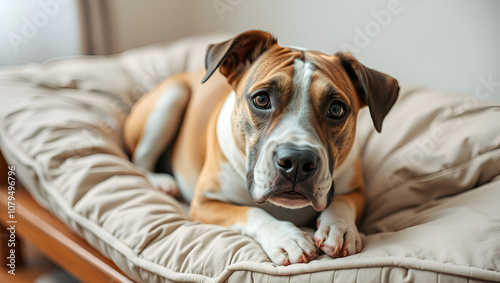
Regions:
[[275, 147, 318, 185]]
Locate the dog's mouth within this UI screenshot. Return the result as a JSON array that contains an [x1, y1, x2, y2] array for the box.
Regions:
[[267, 190, 311, 208]]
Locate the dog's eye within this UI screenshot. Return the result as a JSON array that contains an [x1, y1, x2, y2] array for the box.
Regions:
[[252, 92, 271, 109], [327, 101, 346, 119]]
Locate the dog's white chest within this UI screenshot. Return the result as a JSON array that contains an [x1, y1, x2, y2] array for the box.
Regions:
[[205, 160, 319, 226]]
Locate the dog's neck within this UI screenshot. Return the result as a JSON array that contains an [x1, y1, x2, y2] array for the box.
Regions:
[[333, 135, 358, 180], [217, 91, 247, 179]]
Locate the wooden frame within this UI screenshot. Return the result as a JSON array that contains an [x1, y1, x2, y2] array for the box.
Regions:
[[0, 152, 134, 282]]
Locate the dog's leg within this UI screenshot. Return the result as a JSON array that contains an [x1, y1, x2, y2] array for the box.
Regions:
[[314, 191, 363, 257], [190, 120, 318, 265], [314, 156, 365, 258], [124, 77, 190, 197], [132, 83, 189, 171], [191, 199, 318, 265]]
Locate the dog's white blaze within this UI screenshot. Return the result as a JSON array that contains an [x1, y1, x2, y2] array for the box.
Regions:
[[290, 59, 315, 121]]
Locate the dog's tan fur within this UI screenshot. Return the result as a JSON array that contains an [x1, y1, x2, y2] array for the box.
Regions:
[[123, 30, 399, 265]]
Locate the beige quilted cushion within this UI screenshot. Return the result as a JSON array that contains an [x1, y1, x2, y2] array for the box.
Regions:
[[0, 34, 499, 282], [358, 87, 500, 234]]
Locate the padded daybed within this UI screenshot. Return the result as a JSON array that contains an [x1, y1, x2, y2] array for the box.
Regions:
[[0, 34, 499, 282]]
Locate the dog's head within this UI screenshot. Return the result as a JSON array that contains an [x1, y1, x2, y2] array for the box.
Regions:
[[202, 30, 399, 211]]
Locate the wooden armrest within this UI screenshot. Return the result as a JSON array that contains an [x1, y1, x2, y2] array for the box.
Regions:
[[0, 151, 134, 282]]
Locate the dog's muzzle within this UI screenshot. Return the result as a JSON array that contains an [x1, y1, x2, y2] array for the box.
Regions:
[[255, 145, 320, 208], [275, 146, 318, 185]]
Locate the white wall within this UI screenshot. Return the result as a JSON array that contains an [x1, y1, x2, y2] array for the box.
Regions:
[[0, 0, 81, 66], [106, 0, 195, 53], [184, 0, 500, 101], [1, 0, 499, 102]]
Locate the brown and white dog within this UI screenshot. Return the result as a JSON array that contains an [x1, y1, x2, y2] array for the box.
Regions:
[[123, 30, 399, 265]]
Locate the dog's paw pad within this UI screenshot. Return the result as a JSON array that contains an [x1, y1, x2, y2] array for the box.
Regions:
[[147, 173, 180, 198]]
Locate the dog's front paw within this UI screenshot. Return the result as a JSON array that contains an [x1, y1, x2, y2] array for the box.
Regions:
[[258, 221, 318, 266], [314, 220, 361, 258], [146, 172, 180, 198]]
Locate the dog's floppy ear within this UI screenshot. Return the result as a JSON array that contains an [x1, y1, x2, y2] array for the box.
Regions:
[[338, 52, 399, 133], [201, 30, 277, 86]]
